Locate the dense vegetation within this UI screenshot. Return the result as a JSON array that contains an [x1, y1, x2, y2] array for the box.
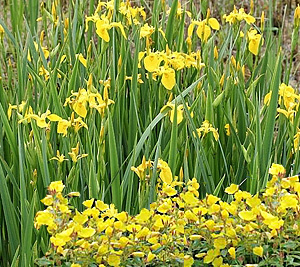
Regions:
[[0, 0, 300, 266]]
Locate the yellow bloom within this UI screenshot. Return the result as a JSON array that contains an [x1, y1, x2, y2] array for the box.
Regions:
[[131, 156, 152, 180], [157, 159, 172, 184], [68, 143, 88, 163], [247, 29, 263, 55], [39, 65, 50, 81], [107, 254, 121, 266], [50, 150, 68, 163], [157, 201, 172, 213], [140, 23, 155, 38], [48, 180, 65, 192], [94, 18, 126, 42], [228, 247, 236, 259], [204, 249, 220, 264], [238, 210, 256, 221], [147, 251, 156, 262], [73, 210, 88, 225], [269, 163, 285, 176], [185, 210, 198, 221], [246, 194, 261, 208], [77, 53, 87, 68], [135, 208, 152, 223], [253, 246, 263, 257], [50, 235, 67, 247], [161, 67, 176, 90], [78, 227, 96, 238], [195, 120, 219, 141], [223, 6, 255, 25], [208, 18, 220, 30], [0, 24, 4, 39], [34, 210, 56, 230], [280, 194, 298, 209], [83, 198, 94, 208], [57, 119, 71, 136], [225, 184, 239, 194], [214, 237, 227, 249], [41, 195, 53, 206], [207, 194, 220, 206], [162, 184, 177, 196], [96, 200, 109, 211], [184, 255, 194, 267], [144, 53, 160, 72]]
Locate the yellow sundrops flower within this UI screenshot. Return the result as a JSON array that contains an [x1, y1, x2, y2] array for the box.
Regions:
[[162, 184, 177, 197], [157, 200, 172, 213], [253, 246, 263, 257], [238, 210, 256, 221], [269, 163, 285, 176], [203, 249, 220, 264], [41, 195, 53, 206], [228, 247, 236, 259], [48, 180, 65, 193], [184, 255, 194, 267], [147, 251, 156, 262], [107, 254, 121, 266], [83, 198, 94, 208], [214, 237, 227, 249], [78, 227, 96, 238], [207, 194, 220, 206], [225, 184, 239, 194]]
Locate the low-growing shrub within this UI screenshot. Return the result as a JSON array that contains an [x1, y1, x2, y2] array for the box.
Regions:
[[35, 163, 300, 266]]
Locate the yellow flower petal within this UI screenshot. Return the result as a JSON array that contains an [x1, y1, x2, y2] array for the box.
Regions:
[[161, 68, 176, 90], [253, 246, 263, 257], [225, 184, 239, 194], [208, 18, 220, 30]]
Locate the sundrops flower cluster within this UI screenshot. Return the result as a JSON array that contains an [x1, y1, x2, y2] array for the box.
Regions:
[[35, 161, 300, 266]]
